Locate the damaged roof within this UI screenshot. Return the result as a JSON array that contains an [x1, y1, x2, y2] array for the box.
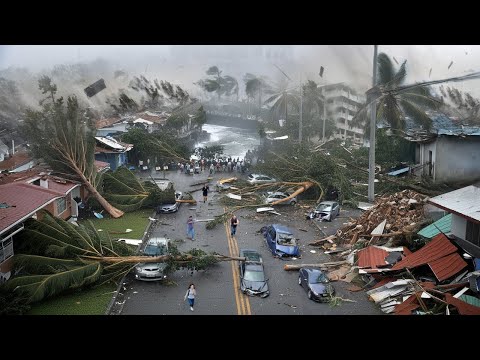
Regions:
[[428, 252, 468, 282], [428, 185, 480, 223], [391, 233, 458, 271], [445, 293, 480, 315], [418, 213, 452, 239], [358, 246, 389, 268]]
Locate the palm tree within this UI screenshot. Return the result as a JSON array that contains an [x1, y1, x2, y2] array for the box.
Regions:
[[301, 80, 326, 141], [352, 53, 441, 135], [263, 78, 299, 128]]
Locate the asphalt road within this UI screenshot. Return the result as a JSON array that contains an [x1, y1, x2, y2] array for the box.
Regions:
[[119, 169, 382, 315]]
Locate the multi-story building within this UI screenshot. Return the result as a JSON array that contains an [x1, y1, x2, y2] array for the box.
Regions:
[[319, 83, 366, 144]]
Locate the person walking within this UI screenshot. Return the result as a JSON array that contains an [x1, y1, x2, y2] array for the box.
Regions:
[[202, 184, 209, 203], [184, 283, 197, 311], [187, 215, 195, 241], [230, 214, 239, 236]]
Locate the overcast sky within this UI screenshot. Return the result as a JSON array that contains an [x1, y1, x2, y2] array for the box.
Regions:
[[1, 45, 479, 95]]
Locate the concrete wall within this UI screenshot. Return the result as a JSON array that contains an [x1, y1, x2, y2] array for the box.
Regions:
[[435, 137, 480, 182], [451, 214, 467, 240], [414, 141, 436, 179]]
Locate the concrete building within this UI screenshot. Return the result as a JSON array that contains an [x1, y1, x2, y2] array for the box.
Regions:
[[405, 113, 480, 183], [319, 83, 366, 144]]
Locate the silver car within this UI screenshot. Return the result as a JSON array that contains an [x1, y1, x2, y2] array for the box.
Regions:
[[156, 191, 183, 214], [264, 191, 297, 205], [247, 173, 276, 184], [311, 201, 340, 221], [135, 237, 170, 281]]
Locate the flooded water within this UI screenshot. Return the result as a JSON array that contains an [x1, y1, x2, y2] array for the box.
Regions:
[[195, 124, 260, 159]]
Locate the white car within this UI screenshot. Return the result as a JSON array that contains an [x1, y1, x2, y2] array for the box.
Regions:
[[247, 173, 276, 185]]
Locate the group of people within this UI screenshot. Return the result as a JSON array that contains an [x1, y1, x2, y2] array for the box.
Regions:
[[176, 157, 251, 176]]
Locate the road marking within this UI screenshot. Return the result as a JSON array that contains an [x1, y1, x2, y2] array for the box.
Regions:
[[224, 217, 243, 315], [225, 212, 251, 315]]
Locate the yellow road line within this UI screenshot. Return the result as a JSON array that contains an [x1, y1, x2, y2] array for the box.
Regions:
[[229, 223, 252, 315], [224, 218, 243, 315]]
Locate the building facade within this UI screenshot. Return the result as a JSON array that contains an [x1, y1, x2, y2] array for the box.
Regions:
[[319, 83, 366, 144]]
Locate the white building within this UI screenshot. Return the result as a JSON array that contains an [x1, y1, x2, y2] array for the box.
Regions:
[[319, 83, 366, 144]]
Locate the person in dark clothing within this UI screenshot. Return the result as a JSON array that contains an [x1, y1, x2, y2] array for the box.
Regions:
[[202, 184, 209, 203], [230, 214, 239, 236]]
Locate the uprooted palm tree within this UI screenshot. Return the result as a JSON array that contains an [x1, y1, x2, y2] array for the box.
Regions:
[[263, 78, 300, 129], [20, 77, 125, 218], [2, 211, 244, 306], [351, 53, 442, 135]]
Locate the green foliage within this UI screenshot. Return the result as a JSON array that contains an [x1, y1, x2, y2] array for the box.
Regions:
[[197, 66, 238, 99], [375, 129, 415, 167], [165, 243, 218, 273], [196, 145, 224, 159], [20, 78, 97, 184]]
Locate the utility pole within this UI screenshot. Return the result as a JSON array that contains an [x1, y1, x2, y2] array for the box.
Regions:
[[322, 85, 327, 142], [299, 78, 303, 142], [368, 45, 378, 203]]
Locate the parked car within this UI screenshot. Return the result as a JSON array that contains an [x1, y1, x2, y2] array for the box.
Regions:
[[309, 201, 340, 221], [298, 267, 335, 302], [238, 249, 269, 298], [264, 191, 297, 205], [247, 173, 276, 185], [261, 224, 300, 258], [135, 237, 170, 281], [156, 191, 183, 214]]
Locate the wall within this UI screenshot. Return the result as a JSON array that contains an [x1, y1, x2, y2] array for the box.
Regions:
[[435, 136, 480, 182], [413, 141, 436, 179], [451, 214, 467, 240]]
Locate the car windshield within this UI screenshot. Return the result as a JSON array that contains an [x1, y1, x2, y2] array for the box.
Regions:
[[310, 272, 329, 283], [244, 269, 265, 281], [277, 232, 297, 246], [316, 203, 332, 211], [144, 244, 167, 256]]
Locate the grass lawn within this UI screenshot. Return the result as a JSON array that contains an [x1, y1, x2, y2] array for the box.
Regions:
[[80, 209, 153, 240], [27, 283, 117, 315]]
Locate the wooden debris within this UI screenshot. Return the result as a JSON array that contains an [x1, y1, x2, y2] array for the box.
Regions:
[[337, 190, 428, 246], [284, 260, 348, 271], [298, 228, 308, 232], [309, 235, 336, 246], [226, 193, 242, 200]]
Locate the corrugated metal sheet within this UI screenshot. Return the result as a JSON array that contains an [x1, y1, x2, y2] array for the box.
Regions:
[[371, 277, 396, 289], [394, 295, 419, 315], [428, 185, 480, 223], [418, 214, 452, 239], [391, 234, 457, 270], [459, 294, 480, 308], [428, 252, 468, 282], [358, 246, 389, 268], [445, 293, 480, 315]]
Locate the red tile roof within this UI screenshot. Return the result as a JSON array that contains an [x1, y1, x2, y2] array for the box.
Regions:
[[0, 167, 48, 185], [391, 234, 458, 270], [0, 183, 63, 234], [445, 293, 480, 315], [428, 252, 468, 282], [0, 150, 33, 171], [136, 112, 168, 124], [358, 246, 389, 268]]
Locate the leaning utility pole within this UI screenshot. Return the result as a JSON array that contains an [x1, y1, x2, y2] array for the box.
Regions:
[[368, 45, 378, 203]]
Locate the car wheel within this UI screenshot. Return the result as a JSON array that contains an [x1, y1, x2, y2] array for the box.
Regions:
[[290, 200, 296, 206], [298, 277, 302, 286], [308, 290, 313, 300]]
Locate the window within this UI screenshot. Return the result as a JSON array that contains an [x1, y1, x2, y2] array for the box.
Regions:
[[0, 238, 13, 263], [466, 221, 480, 246], [57, 197, 67, 214]]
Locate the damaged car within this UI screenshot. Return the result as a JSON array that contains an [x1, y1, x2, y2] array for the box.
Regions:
[[239, 249, 269, 298], [308, 201, 340, 221], [298, 267, 335, 302], [261, 224, 300, 258], [156, 191, 183, 214], [263, 191, 297, 205], [135, 237, 170, 281]]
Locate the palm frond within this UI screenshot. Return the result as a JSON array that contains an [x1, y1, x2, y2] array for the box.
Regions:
[[400, 99, 433, 131], [13, 254, 82, 274], [389, 60, 407, 88], [377, 53, 395, 85], [6, 262, 103, 304]]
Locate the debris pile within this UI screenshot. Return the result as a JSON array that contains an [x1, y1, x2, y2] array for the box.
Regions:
[[332, 190, 429, 247]]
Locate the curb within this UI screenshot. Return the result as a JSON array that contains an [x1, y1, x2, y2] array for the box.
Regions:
[[105, 211, 156, 315]]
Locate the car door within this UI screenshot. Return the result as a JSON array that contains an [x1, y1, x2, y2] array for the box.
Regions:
[[333, 202, 339, 217], [300, 269, 308, 290], [267, 227, 276, 252]]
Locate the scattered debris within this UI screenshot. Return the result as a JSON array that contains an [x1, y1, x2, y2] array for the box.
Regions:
[[284, 303, 297, 309], [310, 250, 317, 254], [226, 193, 242, 200]]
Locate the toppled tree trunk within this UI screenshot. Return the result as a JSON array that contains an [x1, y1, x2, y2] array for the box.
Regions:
[[81, 172, 124, 218], [270, 181, 314, 205], [176, 199, 197, 204], [284, 260, 348, 271], [81, 254, 246, 264]]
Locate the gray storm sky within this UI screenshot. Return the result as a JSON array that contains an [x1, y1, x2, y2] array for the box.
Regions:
[[1, 45, 479, 95]]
